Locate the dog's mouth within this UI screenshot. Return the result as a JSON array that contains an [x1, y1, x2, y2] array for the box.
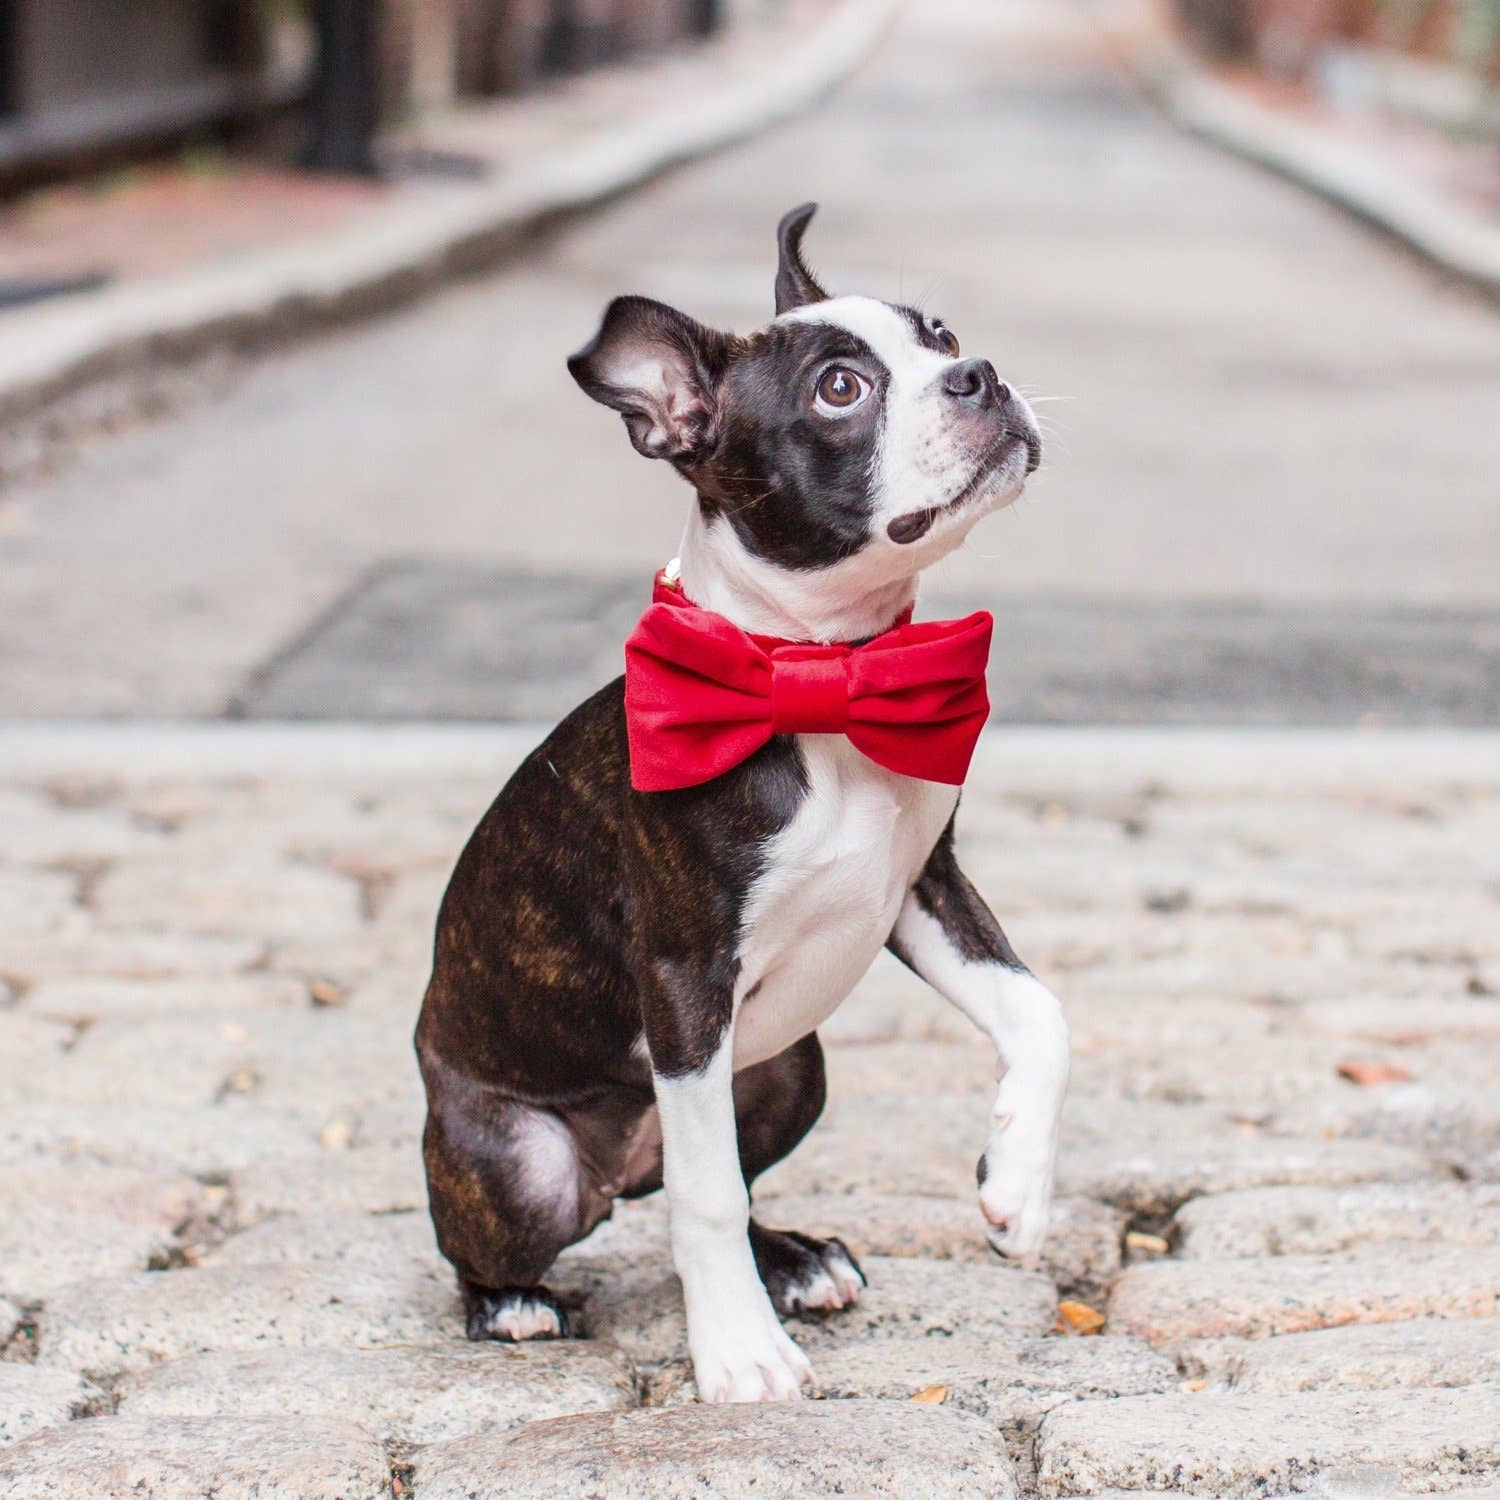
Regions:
[[886, 430, 1041, 546]]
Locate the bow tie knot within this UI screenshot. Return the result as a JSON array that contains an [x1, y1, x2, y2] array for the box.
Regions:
[[623, 570, 993, 792], [769, 651, 851, 734]]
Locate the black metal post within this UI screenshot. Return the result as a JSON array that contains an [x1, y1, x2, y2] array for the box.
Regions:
[[689, 0, 719, 38], [0, 0, 19, 119], [306, 0, 381, 174]]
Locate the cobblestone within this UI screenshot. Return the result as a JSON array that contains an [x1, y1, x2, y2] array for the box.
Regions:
[[754, 1191, 1123, 1293], [414, 1401, 1021, 1498], [0, 1368, 96, 1446], [0, 1416, 391, 1498], [2, 726, 1496, 1494], [0, 1161, 205, 1302], [1035, 1386, 1500, 1496], [115, 1342, 637, 1444], [1225, 1317, 1500, 1393], [1108, 1244, 1500, 1341], [1175, 1181, 1500, 1258], [36, 1264, 458, 1377]]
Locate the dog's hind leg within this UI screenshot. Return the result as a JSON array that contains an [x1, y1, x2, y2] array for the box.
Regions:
[[735, 1033, 866, 1317], [420, 1059, 590, 1342]]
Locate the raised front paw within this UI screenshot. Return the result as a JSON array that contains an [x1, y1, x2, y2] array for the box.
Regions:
[[689, 1301, 815, 1403], [977, 1119, 1056, 1261]]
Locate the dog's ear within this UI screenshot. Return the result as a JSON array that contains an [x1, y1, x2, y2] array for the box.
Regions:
[[775, 202, 827, 315], [567, 296, 732, 462]]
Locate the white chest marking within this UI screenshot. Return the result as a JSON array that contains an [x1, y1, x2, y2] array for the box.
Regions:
[[731, 737, 957, 1069]]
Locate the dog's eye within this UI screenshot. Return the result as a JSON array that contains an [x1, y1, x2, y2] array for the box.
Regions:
[[814, 366, 869, 413], [930, 319, 960, 357]]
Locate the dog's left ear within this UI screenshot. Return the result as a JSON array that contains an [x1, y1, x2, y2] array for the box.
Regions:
[[567, 296, 732, 462]]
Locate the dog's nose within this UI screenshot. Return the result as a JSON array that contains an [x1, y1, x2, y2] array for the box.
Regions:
[[942, 358, 1010, 410]]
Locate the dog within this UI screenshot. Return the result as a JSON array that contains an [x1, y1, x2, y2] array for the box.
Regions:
[[415, 203, 1070, 1403]]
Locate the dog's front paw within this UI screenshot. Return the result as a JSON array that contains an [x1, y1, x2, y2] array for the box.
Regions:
[[463, 1283, 570, 1341], [751, 1223, 866, 1318], [689, 1301, 814, 1403], [977, 1112, 1057, 1261]]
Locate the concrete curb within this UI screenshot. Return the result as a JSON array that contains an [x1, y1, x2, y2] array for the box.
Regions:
[[2, 721, 1498, 789], [0, 0, 900, 424], [1144, 46, 1500, 302]]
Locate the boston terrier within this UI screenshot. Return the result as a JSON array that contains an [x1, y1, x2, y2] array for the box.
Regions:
[[415, 204, 1070, 1403]]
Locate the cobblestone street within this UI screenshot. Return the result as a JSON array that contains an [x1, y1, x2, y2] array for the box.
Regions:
[[1, 727, 1496, 1496]]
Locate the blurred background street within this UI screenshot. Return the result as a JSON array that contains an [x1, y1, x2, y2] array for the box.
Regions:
[[0, 0, 1495, 722]]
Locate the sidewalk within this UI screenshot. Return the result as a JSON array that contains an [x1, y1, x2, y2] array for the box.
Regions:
[[0, 0, 892, 426], [1090, 0, 1500, 297], [1, 726, 1496, 1494]]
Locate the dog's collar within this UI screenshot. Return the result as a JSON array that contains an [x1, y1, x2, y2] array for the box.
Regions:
[[653, 557, 915, 649]]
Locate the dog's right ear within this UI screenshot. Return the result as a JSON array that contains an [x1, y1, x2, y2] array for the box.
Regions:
[[775, 203, 827, 315], [567, 296, 731, 463]]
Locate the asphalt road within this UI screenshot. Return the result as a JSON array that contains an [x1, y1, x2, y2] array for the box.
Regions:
[[2, 0, 1497, 720]]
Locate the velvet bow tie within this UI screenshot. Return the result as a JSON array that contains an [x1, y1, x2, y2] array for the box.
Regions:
[[623, 569, 993, 792]]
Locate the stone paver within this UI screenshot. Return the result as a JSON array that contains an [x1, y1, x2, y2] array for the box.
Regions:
[[1175, 1181, 1500, 1259], [414, 1400, 1021, 1499], [36, 1264, 458, 1377], [1225, 1317, 1500, 1393], [755, 1191, 1124, 1294], [0, 1416, 391, 1498], [0, 1162, 208, 1303], [1108, 1244, 1500, 1342], [0, 1368, 96, 1446], [116, 1342, 636, 1445], [1035, 1386, 1500, 1496], [2, 728, 1497, 1495]]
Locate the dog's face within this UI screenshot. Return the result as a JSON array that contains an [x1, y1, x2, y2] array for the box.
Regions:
[[569, 204, 1040, 599]]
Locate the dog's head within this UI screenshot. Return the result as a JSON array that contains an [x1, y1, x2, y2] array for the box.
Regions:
[[569, 204, 1040, 615]]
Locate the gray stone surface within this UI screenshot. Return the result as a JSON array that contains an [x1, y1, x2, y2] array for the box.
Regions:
[[0, 1415, 391, 1499], [789, 1257, 1057, 1351], [0, 1162, 206, 1302], [116, 1342, 636, 1445], [1108, 1244, 1500, 1342], [414, 1400, 1020, 1499], [206, 1207, 441, 1275], [650, 1334, 1176, 1432], [569, 1254, 1056, 1369], [1, 724, 1498, 1488], [20, 974, 312, 1024], [1225, 1317, 1500, 1393], [753, 1191, 1123, 1292], [1060, 1134, 1436, 1216], [1175, 1181, 1500, 1259], [36, 1264, 458, 1377], [0, 1367, 96, 1446], [92, 857, 362, 942], [0, 929, 265, 987], [0, 1101, 328, 1175], [232, 1141, 429, 1225], [1035, 1386, 1500, 1496]]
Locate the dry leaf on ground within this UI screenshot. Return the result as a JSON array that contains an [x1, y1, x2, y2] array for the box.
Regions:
[[1336, 1059, 1414, 1086], [1056, 1300, 1106, 1335]]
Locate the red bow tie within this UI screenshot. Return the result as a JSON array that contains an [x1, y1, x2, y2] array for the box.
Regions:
[[624, 571, 992, 792]]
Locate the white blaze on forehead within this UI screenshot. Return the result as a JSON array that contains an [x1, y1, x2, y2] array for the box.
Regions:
[[780, 295, 979, 537], [777, 296, 948, 389]]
